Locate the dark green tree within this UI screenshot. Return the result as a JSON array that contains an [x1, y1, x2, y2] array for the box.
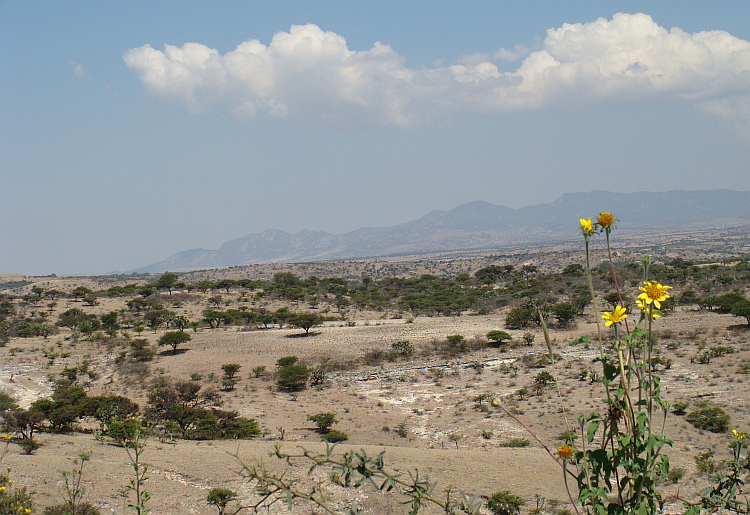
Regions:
[[155, 272, 179, 295], [288, 313, 323, 335], [158, 331, 192, 354]]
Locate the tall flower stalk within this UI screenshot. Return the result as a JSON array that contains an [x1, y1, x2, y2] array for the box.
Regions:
[[570, 213, 672, 514]]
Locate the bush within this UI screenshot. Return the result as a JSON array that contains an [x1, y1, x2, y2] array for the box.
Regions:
[[446, 334, 466, 351], [486, 330, 512, 348], [43, 503, 101, 515], [392, 340, 414, 356], [309, 366, 326, 387], [276, 356, 298, 368], [277, 364, 310, 391], [498, 438, 530, 448], [686, 407, 730, 433], [207, 488, 237, 515], [486, 491, 525, 515], [19, 437, 42, 455], [321, 430, 348, 443], [308, 412, 337, 433], [0, 391, 18, 411]]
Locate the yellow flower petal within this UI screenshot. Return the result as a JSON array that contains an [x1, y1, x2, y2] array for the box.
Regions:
[[602, 305, 627, 326], [557, 445, 574, 459]]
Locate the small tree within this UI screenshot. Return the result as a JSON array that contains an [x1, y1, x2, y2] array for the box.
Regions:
[[155, 272, 179, 295], [288, 313, 323, 335], [221, 364, 241, 391], [486, 330, 512, 348], [551, 302, 579, 328], [308, 412, 337, 433], [486, 491, 525, 515], [731, 298, 750, 325], [277, 364, 309, 391], [207, 488, 237, 515], [157, 331, 191, 354]]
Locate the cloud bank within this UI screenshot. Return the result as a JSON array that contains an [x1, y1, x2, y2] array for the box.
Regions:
[[124, 13, 750, 129]]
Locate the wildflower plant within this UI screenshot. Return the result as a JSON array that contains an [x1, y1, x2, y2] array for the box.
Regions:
[[569, 213, 673, 514], [686, 430, 750, 513], [0, 434, 35, 513]]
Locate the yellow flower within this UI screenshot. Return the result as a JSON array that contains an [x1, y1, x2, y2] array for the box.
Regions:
[[636, 299, 662, 318], [557, 445, 574, 459], [638, 281, 672, 310], [25, 509, 31, 514], [580, 218, 594, 234], [0, 485, 5, 492], [597, 212, 616, 229], [3, 434, 10, 441], [733, 429, 746, 443], [602, 305, 627, 326]]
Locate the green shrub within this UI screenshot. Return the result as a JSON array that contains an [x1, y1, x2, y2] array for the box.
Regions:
[[486, 330, 512, 347], [277, 364, 310, 391], [308, 412, 337, 433], [694, 450, 717, 474], [486, 491, 525, 515], [392, 340, 414, 356], [276, 356, 298, 368], [207, 488, 237, 515], [686, 407, 730, 433], [43, 503, 101, 515], [321, 430, 348, 443], [309, 366, 326, 387], [498, 438, 530, 448]]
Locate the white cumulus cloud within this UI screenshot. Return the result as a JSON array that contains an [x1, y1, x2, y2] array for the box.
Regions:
[[124, 14, 750, 129]]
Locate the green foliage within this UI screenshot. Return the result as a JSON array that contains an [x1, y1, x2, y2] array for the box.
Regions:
[[0, 439, 35, 513], [145, 379, 258, 440], [504, 304, 535, 329], [486, 330, 512, 347], [157, 330, 191, 354], [446, 334, 466, 351], [694, 450, 717, 474], [308, 412, 337, 433], [498, 438, 530, 448], [309, 366, 326, 387], [550, 302, 580, 328], [129, 339, 155, 362], [207, 488, 237, 515], [277, 364, 310, 391], [19, 437, 42, 455], [486, 491, 526, 515], [391, 339, 414, 356], [394, 421, 408, 438], [685, 407, 730, 433], [534, 371, 555, 385], [276, 356, 298, 368], [288, 312, 323, 334], [730, 298, 750, 324], [0, 391, 18, 411], [321, 430, 348, 443]]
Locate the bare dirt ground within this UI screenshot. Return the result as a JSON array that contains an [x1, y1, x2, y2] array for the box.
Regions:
[[2, 303, 750, 514]]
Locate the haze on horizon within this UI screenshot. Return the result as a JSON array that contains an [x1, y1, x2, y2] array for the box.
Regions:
[[3, 1, 750, 276]]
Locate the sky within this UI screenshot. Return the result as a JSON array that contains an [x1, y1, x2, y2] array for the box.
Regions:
[[3, 1, 750, 276]]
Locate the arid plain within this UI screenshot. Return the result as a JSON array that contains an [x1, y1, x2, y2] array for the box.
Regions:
[[2, 231, 750, 514]]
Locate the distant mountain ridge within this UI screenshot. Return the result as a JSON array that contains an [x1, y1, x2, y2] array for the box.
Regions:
[[134, 189, 750, 273]]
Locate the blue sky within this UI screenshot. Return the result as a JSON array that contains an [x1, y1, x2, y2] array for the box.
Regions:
[[3, 1, 750, 276]]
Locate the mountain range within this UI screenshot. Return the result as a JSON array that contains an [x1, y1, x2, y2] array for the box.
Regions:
[[133, 189, 750, 273]]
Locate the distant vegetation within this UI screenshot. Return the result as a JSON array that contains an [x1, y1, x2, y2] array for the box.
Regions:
[[3, 257, 750, 347]]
